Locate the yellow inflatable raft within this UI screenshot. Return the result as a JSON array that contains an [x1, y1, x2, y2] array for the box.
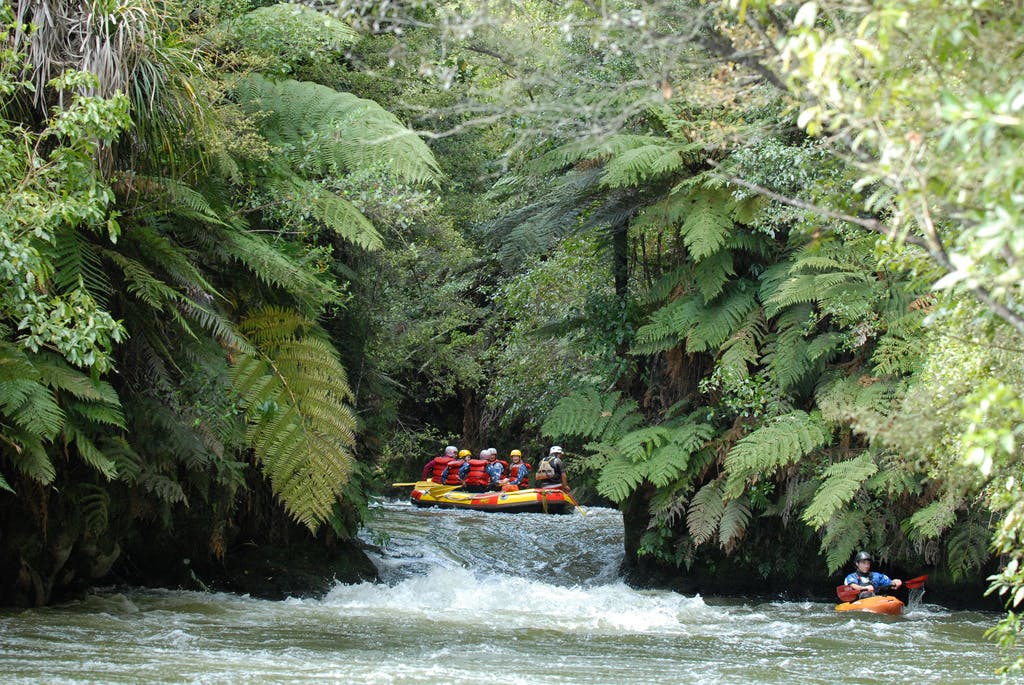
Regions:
[[402, 481, 578, 514], [835, 595, 905, 616]]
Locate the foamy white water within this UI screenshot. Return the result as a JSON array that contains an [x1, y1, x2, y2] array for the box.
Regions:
[[0, 501, 1010, 684]]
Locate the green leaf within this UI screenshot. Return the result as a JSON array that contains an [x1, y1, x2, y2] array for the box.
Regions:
[[681, 191, 733, 260], [802, 453, 878, 528], [724, 410, 830, 498]]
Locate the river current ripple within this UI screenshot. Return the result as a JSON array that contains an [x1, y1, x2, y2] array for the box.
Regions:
[[0, 500, 1009, 684]]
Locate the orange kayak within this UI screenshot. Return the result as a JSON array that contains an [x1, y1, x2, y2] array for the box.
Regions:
[[835, 595, 904, 615]]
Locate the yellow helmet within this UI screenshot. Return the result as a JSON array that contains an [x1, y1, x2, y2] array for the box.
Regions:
[[457, 449, 471, 458], [510, 449, 522, 457]]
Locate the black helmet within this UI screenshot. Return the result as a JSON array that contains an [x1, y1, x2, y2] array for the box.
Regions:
[[854, 551, 873, 563]]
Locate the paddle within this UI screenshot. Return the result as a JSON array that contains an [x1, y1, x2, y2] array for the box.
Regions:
[[561, 489, 588, 516], [836, 574, 928, 602], [391, 481, 462, 497]]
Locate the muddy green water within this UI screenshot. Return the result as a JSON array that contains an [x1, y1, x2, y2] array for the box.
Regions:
[[0, 502, 1009, 683]]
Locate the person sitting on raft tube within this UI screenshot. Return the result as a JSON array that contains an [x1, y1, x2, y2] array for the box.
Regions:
[[844, 551, 902, 599], [459, 450, 493, 492], [422, 445, 457, 481], [500, 450, 530, 491], [440, 450, 471, 485], [483, 449, 505, 490], [535, 445, 568, 489]]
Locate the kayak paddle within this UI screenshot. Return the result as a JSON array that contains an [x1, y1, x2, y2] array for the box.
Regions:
[[836, 574, 928, 602], [904, 574, 928, 589]]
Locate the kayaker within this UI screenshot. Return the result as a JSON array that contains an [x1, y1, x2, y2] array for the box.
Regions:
[[844, 551, 902, 599], [535, 445, 568, 489], [422, 446, 457, 481], [500, 449, 530, 490]]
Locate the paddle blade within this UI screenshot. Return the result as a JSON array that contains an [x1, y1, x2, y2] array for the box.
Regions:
[[836, 585, 860, 602], [904, 574, 928, 589]]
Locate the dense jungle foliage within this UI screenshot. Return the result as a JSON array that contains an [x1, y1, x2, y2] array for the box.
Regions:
[[2, 0, 1024, 668]]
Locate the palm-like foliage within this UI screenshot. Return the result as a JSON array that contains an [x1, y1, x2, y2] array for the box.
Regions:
[[232, 307, 358, 531]]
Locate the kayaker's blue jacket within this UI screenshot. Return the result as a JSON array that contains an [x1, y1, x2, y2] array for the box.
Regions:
[[844, 571, 894, 592], [458, 461, 470, 480], [508, 462, 529, 486]]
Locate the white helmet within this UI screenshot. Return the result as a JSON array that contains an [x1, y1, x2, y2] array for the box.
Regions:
[[549, 445, 563, 454], [488, 448, 497, 455], [445, 446, 457, 456]]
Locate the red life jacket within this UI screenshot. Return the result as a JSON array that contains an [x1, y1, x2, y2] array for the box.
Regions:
[[464, 459, 490, 486], [430, 456, 452, 481], [497, 460, 509, 476], [442, 460, 465, 485], [509, 462, 531, 486]]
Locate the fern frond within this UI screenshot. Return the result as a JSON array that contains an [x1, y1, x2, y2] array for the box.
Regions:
[[821, 509, 868, 572], [632, 295, 701, 354], [947, 518, 992, 581], [718, 307, 766, 378], [801, 452, 878, 528], [686, 284, 758, 353], [645, 420, 715, 487], [693, 249, 735, 302], [596, 453, 647, 503], [642, 265, 688, 306], [66, 426, 118, 480], [724, 410, 830, 498], [233, 306, 357, 531], [763, 304, 815, 391], [600, 143, 687, 188], [719, 496, 752, 552], [616, 426, 672, 463], [687, 478, 726, 546], [137, 470, 188, 504], [5, 428, 55, 483], [681, 190, 734, 260], [236, 75, 442, 184], [903, 499, 957, 541], [542, 389, 641, 442], [50, 228, 111, 305]]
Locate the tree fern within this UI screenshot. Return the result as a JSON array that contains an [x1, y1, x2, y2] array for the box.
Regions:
[[232, 306, 358, 531], [719, 496, 752, 552], [821, 509, 868, 572], [686, 283, 758, 353], [724, 410, 830, 498], [235, 75, 442, 185], [904, 499, 958, 541], [687, 478, 726, 546], [681, 189, 734, 261], [763, 304, 816, 391], [632, 295, 702, 354], [718, 307, 766, 378], [596, 453, 648, 503], [801, 452, 878, 528], [542, 389, 642, 442], [645, 420, 715, 487], [693, 249, 735, 302], [600, 143, 688, 188], [947, 517, 992, 581]]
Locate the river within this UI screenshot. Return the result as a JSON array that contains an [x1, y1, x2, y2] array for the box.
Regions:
[[0, 501, 1008, 684]]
